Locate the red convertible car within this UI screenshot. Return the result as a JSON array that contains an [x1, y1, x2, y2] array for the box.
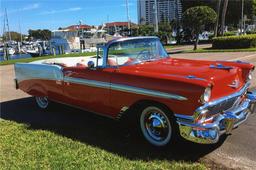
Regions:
[[15, 37, 256, 146]]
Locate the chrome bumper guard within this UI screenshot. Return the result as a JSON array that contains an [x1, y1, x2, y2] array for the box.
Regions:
[[176, 88, 256, 144]]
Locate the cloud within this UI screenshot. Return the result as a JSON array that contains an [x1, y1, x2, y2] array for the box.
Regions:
[[0, 3, 40, 16], [20, 3, 40, 11], [40, 7, 82, 15], [22, 3, 40, 11]]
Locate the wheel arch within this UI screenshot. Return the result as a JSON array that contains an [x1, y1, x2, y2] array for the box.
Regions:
[[26, 82, 48, 97], [118, 99, 175, 122]]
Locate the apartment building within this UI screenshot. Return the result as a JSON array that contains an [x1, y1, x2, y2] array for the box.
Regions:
[[137, 0, 182, 24]]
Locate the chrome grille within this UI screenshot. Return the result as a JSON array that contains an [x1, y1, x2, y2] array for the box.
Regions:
[[208, 96, 240, 115]]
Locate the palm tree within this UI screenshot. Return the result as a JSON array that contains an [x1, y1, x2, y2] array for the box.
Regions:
[[214, 0, 222, 37], [221, 0, 229, 36]]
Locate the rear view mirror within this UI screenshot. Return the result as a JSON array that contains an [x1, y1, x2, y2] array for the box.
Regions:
[[87, 61, 95, 69]]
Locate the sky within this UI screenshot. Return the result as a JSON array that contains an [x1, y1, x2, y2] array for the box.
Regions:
[[0, 0, 138, 34]]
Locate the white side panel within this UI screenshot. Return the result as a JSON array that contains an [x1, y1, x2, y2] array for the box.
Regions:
[[30, 56, 103, 67], [14, 63, 63, 83]]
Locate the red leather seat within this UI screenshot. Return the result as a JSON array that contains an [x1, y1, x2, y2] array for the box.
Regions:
[[76, 59, 87, 68], [123, 58, 135, 65], [108, 59, 118, 66]]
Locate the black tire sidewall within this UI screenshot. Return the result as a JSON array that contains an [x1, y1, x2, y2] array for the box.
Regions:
[[35, 96, 50, 110]]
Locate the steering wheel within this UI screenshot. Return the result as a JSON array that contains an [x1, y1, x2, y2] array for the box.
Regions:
[[136, 50, 152, 60]]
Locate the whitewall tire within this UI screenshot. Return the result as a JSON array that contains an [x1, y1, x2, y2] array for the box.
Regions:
[[140, 106, 173, 147], [35, 96, 49, 109]]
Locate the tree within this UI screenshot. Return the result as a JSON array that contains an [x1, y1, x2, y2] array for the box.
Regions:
[[28, 29, 52, 40], [138, 24, 154, 36], [183, 6, 217, 50], [157, 22, 172, 45], [3, 31, 25, 42], [182, 0, 255, 28], [214, 0, 222, 37], [181, 0, 216, 12], [253, 0, 256, 16], [137, 23, 172, 45], [220, 0, 229, 35]]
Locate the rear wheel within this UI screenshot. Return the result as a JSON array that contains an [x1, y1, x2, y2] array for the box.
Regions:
[[35, 96, 49, 109], [139, 105, 176, 147]]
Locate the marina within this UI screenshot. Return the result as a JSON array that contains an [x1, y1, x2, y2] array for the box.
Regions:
[[0, 20, 134, 62], [0, 53, 32, 62]]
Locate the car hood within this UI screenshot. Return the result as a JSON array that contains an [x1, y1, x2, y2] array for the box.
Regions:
[[119, 57, 248, 100]]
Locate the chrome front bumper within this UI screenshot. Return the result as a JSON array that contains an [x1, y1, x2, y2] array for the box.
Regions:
[[175, 88, 256, 144]]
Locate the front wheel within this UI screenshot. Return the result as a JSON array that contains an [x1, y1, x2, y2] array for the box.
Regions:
[[35, 96, 49, 109], [140, 105, 176, 147]]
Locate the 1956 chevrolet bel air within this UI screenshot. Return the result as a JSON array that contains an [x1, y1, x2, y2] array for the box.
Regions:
[[14, 36, 256, 146]]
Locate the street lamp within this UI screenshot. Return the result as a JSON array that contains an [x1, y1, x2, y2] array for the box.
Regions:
[[241, 0, 244, 34], [154, 0, 159, 33]]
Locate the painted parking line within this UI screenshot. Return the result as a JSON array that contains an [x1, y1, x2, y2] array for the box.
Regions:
[[228, 54, 256, 61]]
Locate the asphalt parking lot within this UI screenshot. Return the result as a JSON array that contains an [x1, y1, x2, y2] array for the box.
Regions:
[[1, 51, 256, 169]]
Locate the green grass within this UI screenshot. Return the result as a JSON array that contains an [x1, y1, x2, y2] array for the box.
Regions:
[[0, 120, 205, 170], [0, 52, 96, 66]]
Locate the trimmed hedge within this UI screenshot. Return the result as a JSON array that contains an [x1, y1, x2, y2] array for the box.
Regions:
[[223, 31, 237, 36], [212, 34, 256, 49]]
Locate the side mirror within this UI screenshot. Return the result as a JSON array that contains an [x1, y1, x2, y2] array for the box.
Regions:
[[87, 61, 95, 69]]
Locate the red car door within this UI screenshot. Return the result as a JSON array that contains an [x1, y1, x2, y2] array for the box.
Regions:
[[62, 66, 115, 117]]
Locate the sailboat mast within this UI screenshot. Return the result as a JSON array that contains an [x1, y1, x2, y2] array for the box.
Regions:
[[5, 8, 11, 41], [2, 14, 6, 42], [19, 19, 22, 42], [125, 0, 131, 35]]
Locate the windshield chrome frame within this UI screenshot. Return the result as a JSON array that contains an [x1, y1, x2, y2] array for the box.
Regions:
[[102, 36, 168, 68]]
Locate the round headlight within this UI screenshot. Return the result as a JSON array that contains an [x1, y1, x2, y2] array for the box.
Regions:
[[248, 70, 253, 81], [201, 87, 211, 103]]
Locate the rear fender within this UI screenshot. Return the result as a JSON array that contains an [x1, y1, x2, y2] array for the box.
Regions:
[[26, 83, 48, 97]]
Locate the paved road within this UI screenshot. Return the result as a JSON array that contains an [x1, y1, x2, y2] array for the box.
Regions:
[[0, 52, 256, 169], [167, 44, 212, 53]]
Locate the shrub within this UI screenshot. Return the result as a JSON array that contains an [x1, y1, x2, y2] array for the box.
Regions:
[[212, 34, 256, 49], [246, 30, 256, 34], [223, 31, 237, 36]]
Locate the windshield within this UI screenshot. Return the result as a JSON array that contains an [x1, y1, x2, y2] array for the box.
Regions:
[[107, 38, 169, 66]]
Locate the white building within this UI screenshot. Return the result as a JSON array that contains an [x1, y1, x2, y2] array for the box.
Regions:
[[137, 0, 182, 25]]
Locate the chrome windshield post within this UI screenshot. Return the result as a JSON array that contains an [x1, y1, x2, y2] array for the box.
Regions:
[[102, 46, 108, 68]]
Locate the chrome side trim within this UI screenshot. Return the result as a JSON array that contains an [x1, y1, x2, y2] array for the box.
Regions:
[[64, 77, 187, 101], [174, 114, 194, 121], [111, 83, 187, 101], [64, 77, 109, 89]]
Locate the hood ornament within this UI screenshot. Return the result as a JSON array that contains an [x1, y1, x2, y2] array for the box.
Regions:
[[228, 79, 240, 89], [210, 63, 233, 70]]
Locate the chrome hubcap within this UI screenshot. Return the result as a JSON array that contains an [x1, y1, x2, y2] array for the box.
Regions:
[[140, 106, 172, 146], [145, 112, 169, 141], [36, 96, 48, 109]]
